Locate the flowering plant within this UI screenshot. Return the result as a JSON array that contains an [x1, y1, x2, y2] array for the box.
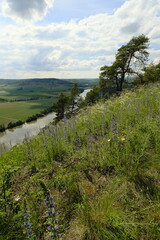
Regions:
[[44, 191, 61, 239]]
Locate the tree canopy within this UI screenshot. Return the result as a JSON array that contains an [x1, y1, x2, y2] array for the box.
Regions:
[[99, 35, 149, 93], [55, 92, 69, 123], [68, 83, 80, 114]]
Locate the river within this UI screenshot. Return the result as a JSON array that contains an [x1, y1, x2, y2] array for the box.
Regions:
[[0, 89, 90, 154]]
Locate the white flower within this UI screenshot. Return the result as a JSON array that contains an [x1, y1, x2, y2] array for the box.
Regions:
[[14, 196, 20, 201], [121, 137, 126, 141]]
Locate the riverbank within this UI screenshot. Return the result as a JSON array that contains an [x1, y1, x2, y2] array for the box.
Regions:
[[0, 112, 56, 154]]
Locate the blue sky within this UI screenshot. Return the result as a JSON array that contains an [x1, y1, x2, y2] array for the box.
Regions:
[[0, 0, 160, 79], [43, 0, 125, 23]]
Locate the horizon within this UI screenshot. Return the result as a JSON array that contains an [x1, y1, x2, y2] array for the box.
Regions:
[[0, 77, 98, 80]]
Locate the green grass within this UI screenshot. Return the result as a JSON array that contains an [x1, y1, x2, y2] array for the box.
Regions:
[[0, 98, 55, 125], [0, 83, 160, 239]]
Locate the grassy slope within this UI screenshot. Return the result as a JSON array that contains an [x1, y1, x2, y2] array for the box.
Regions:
[[0, 83, 160, 239]]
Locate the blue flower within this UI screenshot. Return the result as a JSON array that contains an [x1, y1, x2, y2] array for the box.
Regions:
[[50, 202, 54, 207], [54, 225, 58, 230]]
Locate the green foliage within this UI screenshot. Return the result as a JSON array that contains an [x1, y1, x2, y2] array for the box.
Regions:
[[84, 86, 100, 105], [0, 124, 5, 132], [67, 83, 81, 117], [134, 62, 160, 85], [54, 93, 69, 123], [99, 35, 149, 93]]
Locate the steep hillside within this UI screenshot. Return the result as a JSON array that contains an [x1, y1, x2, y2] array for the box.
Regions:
[[0, 83, 160, 240]]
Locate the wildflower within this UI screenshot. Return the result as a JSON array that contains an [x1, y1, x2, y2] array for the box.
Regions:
[[121, 137, 126, 141], [14, 196, 20, 201], [74, 134, 81, 148], [50, 202, 54, 207], [44, 191, 60, 239], [111, 116, 118, 139], [23, 208, 35, 239], [108, 139, 111, 142], [54, 225, 58, 230]]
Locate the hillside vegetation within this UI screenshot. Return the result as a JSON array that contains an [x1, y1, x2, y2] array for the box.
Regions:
[[0, 83, 160, 239]]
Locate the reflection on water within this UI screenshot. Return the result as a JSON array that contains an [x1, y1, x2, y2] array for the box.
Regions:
[[0, 112, 56, 154], [80, 89, 91, 99]]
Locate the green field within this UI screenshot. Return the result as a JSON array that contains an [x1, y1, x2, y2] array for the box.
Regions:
[[0, 99, 54, 125], [0, 78, 97, 125]]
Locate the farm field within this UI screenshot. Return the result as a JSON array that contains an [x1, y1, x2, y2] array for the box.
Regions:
[[0, 98, 54, 126], [0, 78, 97, 125]]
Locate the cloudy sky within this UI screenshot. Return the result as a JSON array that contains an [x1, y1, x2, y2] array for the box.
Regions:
[[0, 0, 160, 79]]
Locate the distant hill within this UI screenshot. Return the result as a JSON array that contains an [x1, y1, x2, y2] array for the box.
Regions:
[[0, 78, 73, 88], [0, 78, 98, 87]]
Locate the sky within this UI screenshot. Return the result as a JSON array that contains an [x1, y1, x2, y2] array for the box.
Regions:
[[0, 0, 160, 79]]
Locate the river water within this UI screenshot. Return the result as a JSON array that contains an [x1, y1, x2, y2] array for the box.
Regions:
[[0, 89, 90, 154]]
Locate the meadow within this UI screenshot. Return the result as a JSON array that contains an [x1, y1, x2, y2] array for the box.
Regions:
[[0, 78, 97, 126], [0, 82, 159, 239]]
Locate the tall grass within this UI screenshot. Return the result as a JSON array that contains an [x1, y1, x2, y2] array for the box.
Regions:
[[0, 83, 160, 239]]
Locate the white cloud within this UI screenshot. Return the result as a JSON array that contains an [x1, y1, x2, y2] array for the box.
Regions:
[[0, 0, 160, 78], [1, 0, 54, 22]]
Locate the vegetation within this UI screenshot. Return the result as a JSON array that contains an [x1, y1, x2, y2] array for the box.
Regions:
[[0, 82, 160, 239], [99, 35, 149, 93], [54, 83, 83, 123], [7, 120, 24, 129], [54, 92, 69, 123], [134, 62, 160, 85]]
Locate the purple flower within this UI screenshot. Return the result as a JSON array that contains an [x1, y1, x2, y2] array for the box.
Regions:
[[50, 202, 54, 207], [54, 225, 58, 230], [47, 226, 53, 231]]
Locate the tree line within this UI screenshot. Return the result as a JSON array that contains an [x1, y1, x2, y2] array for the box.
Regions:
[[0, 106, 56, 133]]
